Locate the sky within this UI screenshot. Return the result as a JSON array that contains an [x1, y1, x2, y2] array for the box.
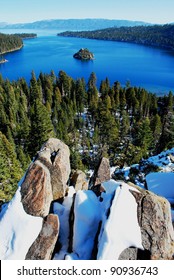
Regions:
[[0, 0, 173, 24]]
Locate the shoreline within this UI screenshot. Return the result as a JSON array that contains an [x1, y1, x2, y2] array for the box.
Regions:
[[0, 44, 23, 56]]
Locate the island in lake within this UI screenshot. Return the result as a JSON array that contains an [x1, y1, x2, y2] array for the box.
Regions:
[[73, 48, 94, 60], [0, 57, 8, 64]]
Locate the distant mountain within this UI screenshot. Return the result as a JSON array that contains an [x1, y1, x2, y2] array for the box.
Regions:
[[0, 22, 8, 28], [1, 19, 151, 31]]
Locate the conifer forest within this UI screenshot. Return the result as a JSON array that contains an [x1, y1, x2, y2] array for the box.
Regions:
[[0, 70, 174, 201]]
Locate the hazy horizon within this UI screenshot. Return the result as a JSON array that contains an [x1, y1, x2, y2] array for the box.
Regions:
[[1, 0, 173, 25]]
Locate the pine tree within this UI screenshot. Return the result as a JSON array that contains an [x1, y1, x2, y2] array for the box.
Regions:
[[158, 111, 174, 151], [133, 118, 153, 157], [120, 110, 130, 139], [97, 99, 119, 150], [157, 92, 174, 152], [167, 91, 173, 112], [28, 99, 55, 157], [75, 78, 86, 114], [87, 72, 97, 90], [113, 81, 120, 111], [58, 70, 72, 98], [0, 102, 7, 134], [16, 145, 31, 171], [29, 71, 42, 106], [88, 86, 98, 119], [119, 88, 126, 111], [0, 131, 23, 202], [70, 149, 85, 171], [100, 79, 109, 99], [150, 114, 162, 150]]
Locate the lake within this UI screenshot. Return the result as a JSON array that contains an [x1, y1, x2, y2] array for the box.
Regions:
[[1, 29, 174, 94]]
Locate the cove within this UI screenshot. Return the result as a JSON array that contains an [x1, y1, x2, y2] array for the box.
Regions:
[[0, 30, 174, 94]]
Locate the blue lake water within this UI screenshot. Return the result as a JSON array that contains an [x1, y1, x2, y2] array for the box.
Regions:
[[1, 29, 174, 94]]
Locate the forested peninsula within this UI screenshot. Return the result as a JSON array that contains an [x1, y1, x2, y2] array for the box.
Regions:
[[58, 24, 174, 50], [0, 33, 23, 55], [0, 33, 37, 58]]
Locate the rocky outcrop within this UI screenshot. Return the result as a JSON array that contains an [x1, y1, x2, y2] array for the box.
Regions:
[[21, 138, 70, 217], [128, 183, 174, 260], [169, 154, 174, 163], [2, 138, 174, 260], [20, 162, 53, 217], [71, 170, 88, 191], [19, 138, 71, 259], [39, 138, 71, 200], [119, 248, 139, 260], [25, 214, 59, 260], [73, 48, 94, 60], [89, 157, 110, 188]]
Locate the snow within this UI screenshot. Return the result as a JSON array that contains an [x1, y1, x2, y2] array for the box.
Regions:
[[146, 172, 174, 202], [54, 180, 144, 260], [0, 187, 43, 260], [147, 148, 174, 168], [66, 190, 102, 260], [100, 180, 121, 221], [97, 180, 120, 255], [110, 166, 117, 176], [103, 179, 120, 194], [53, 186, 75, 260], [97, 182, 143, 260], [112, 147, 174, 190]]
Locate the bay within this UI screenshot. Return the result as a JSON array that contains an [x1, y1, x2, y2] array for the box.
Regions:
[[0, 29, 174, 94]]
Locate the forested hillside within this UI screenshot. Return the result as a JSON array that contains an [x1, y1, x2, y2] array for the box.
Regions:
[[0, 33, 23, 54], [14, 33, 37, 39], [58, 24, 174, 50], [0, 71, 174, 201]]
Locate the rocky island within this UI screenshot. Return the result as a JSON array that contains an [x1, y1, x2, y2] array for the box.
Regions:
[[73, 48, 94, 60], [0, 54, 8, 64], [0, 58, 8, 64]]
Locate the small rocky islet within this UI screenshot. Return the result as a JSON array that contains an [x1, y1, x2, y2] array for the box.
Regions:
[[73, 48, 94, 60]]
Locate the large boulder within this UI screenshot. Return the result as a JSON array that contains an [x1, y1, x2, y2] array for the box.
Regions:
[[21, 161, 53, 217], [169, 154, 174, 163], [39, 138, 71, 200], [21, 138, 71, 217], [119, 248, 138, 260], [89, 157, 110, 188], [129, 183, 174, 260], [25, 214, 59, 260], [71, 170, 88, 191]]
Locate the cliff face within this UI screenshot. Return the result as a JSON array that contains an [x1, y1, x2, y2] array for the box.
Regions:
[[73, 48, 94, 60], [0, 138, 174, 260]]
